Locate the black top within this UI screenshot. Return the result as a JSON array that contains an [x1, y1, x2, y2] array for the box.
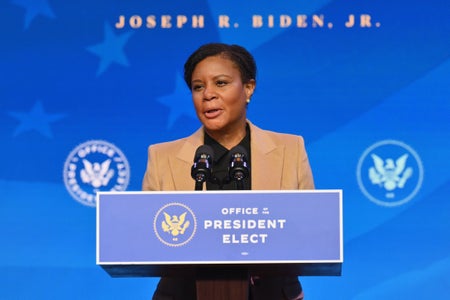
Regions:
[[204, 124, 251, 190]]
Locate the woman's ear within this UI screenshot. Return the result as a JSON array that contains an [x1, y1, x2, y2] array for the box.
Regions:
[[245, 79, 256, 99]]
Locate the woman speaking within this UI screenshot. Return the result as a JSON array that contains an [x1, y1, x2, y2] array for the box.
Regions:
[[142, 43, 315, 300]]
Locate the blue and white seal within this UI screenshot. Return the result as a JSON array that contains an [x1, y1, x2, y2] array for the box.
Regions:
[[63, 140, 130, 207], [357, 140, 424, 207]]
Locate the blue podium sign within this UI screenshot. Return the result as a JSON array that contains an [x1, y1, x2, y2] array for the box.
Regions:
[[97, 190, 343, 277]]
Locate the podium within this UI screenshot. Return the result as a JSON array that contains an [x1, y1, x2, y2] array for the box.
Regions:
[[96, 190, 343, 299]]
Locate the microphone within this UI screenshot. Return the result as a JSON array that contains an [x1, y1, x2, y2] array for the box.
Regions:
[[228, 145, 249, 189], [191, 145, 214, 190]]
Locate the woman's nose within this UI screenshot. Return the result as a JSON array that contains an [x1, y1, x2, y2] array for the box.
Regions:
[[203, 85, 216, 100]]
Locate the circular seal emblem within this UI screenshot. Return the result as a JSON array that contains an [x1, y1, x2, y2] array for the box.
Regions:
[[63, 140, 130, 207], [154, 202, 197, 247], [357, 140, 424, 207]]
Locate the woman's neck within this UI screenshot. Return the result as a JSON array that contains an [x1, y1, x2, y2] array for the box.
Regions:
[[206, 123, 247, 150]]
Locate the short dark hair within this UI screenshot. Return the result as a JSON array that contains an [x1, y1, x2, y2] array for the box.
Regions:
[[184, 43, 257, 89]]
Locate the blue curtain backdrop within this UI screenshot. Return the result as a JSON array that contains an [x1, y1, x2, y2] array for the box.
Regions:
[[1, 0, 449, 298]]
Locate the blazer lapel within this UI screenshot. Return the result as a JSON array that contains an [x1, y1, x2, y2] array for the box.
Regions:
[[249, 122, 284, 190], [168, 122, 285, 191]]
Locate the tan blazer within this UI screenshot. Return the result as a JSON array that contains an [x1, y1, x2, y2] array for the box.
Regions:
[[144, 121, 313, 299], [142, 121, 314, 191]]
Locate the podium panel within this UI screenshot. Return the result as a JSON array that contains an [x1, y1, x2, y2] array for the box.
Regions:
[[96, 190, 343, 277]]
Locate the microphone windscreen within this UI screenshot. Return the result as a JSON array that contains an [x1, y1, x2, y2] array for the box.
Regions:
[[228, 145, 249, 181], [194, 145, 214, 162], [229, 145, 248, 158]]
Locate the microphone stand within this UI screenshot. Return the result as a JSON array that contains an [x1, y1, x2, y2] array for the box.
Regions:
[[195, 182, 203, 191], [194, 174, 206, 191], [233, 172, 245, 190]]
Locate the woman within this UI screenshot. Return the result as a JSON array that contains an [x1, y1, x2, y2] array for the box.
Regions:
[[142, 43, 314, 300]]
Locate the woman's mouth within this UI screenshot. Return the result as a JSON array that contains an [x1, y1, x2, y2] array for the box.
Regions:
[[204, 108, 222, 119]]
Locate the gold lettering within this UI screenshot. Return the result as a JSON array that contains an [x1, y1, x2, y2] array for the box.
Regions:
[[312, 14, 324, 27], [268, 15, 274, 28], [192, 15, 204, 28], [346, 14, 373, 28], [252, 15, 263, 28], [146, 15, 156, 28], [218, 15, 230, 28], [280, 15, 291, 28], [345, 14, 355, 28], [252, 14, 330, 29], [177, 15, 188, 28], [161, 15, 172, 29], [296, 15, 307, 28], [115, 15, 125, 29], [112, 15, 206, 29], [129, 15, 143, 29], [360, 14, 372, 27]]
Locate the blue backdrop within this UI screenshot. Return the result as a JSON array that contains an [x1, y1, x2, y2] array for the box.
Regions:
[[1, 0, 449, 298]]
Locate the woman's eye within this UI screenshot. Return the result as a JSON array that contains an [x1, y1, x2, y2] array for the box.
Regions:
[[216, 80, 227, 86], [192, 85, 204, 91]]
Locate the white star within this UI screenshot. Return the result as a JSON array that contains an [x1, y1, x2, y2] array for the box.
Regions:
[[8, 101, 66, 138], [86, 23, 133, 76], [157, 74, 197, 129]]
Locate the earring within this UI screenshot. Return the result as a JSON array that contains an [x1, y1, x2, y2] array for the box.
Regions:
[[246, 99, 251, 104]]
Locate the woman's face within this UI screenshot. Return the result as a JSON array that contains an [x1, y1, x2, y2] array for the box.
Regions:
[[190, 55, 255, 137]]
